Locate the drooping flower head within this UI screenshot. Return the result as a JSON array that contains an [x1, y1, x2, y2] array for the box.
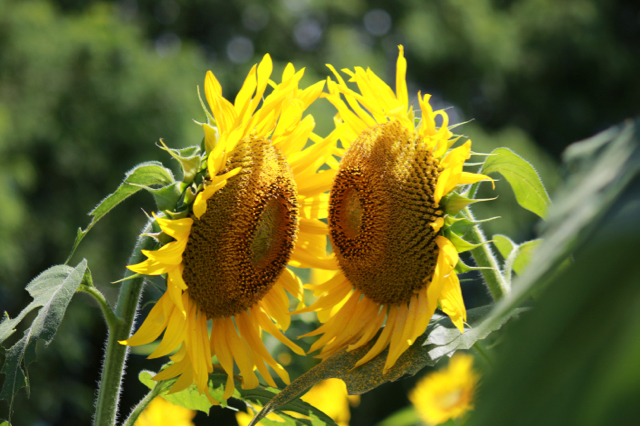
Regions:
[[120, 54, 336, 403], [298, 46, 492, 372], [410, 354, 479, 425]]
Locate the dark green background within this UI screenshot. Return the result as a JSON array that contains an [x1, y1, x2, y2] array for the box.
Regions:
[[1, 0, 639, 424]]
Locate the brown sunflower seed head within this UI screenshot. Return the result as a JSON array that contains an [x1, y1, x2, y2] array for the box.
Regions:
[[329, 120, 443, 305], [182, 135, 298, 318]]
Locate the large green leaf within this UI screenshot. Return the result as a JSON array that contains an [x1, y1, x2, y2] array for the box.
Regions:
[[493, 235, 541, 282], [249, 305, 525, 426], [479, 119, 640, 337], [469, 195, 640, 426], [0, 260, 88, 419], [512, 239, 541, 275], [139, 370, 217, 413], [481, 147, 550, 218], [493, 234, 516, 259], [138, 369, 338, 426], [467, 119, 640, 426], [66, 162, 175, 262]]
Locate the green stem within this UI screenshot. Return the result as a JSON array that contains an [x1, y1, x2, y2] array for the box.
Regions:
[[121, 384, 163, 426], [93, 220, 156, 426], [463, 206, 510, 300], [473, 342, 494, 367], [78, 284, 122, 331]]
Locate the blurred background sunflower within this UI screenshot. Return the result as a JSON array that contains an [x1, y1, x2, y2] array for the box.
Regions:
[[1, 0, 639, 424]]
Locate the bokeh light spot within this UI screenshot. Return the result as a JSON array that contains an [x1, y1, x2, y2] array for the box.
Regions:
[[364, 9, 392, 36], [227, 36, 254, 64]]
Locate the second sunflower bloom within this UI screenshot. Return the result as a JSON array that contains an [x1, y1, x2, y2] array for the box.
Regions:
[[299, 46, 492, 372]]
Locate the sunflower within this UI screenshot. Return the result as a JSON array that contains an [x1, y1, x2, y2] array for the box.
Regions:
[[409, 354, 479, 425], [297, 46, 492, 372], [120, 54, 337, 403]]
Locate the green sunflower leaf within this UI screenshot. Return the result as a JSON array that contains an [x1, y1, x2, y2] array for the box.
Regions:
[[0, 260, 88, 420], [139, 370, 215, 412], [492, 234, 516, 260], [512, 239, 542, 275], [474, 119, 640, 360], [493, 235, 541, 283], [66, 162, 175, 263], [249, 306, 525, 426], [481, 147, 550, 218], [138, 369, 338, 426], [377, 406, 421, 426], [470, 200, 640, 426]]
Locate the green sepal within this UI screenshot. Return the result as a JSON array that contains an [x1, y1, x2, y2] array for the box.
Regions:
[[441, 192, 496, 215], [481, 147, 551, 219], [444, 228, 484, 253], [110, 273, 142, 285], [138, 369, 338, 426], [182, 185, 197, 206], [443, 215, 475, 236], [444, 215, 500, 236], [164, 209, 190, 220], [197, 85, 215, 125], [454, 257, 492, 274], [140, 231, 163, 244], [157, 139, 202, 185]]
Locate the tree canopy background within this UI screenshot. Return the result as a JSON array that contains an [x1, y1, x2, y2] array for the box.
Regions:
[[0, 0, 638, 424]]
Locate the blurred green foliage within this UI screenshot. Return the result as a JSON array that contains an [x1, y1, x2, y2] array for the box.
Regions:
[[470, 173, 640, 426], [0, 0, 639, 424]]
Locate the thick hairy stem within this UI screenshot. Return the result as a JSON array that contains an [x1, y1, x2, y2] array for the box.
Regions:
[[464, 206, 510, 300], [93, 220, 155, 426]]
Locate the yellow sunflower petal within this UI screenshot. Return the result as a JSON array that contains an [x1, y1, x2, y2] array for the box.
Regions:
[[255, 307, 306, 356], [205, 70, 238, 134], [234, 63, 258, 121], [354, 306, 397, 368], [155, 215, 193, 239], [278, 268, 304, 301], [224, 317, 260, 389], [384, 303, 411, 373], [119, 294, 172, 347], [395, 45, 408, 110], [148, 300, 187, 359], [439, 272, 467, 332], [210, 318, 236, 400]]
